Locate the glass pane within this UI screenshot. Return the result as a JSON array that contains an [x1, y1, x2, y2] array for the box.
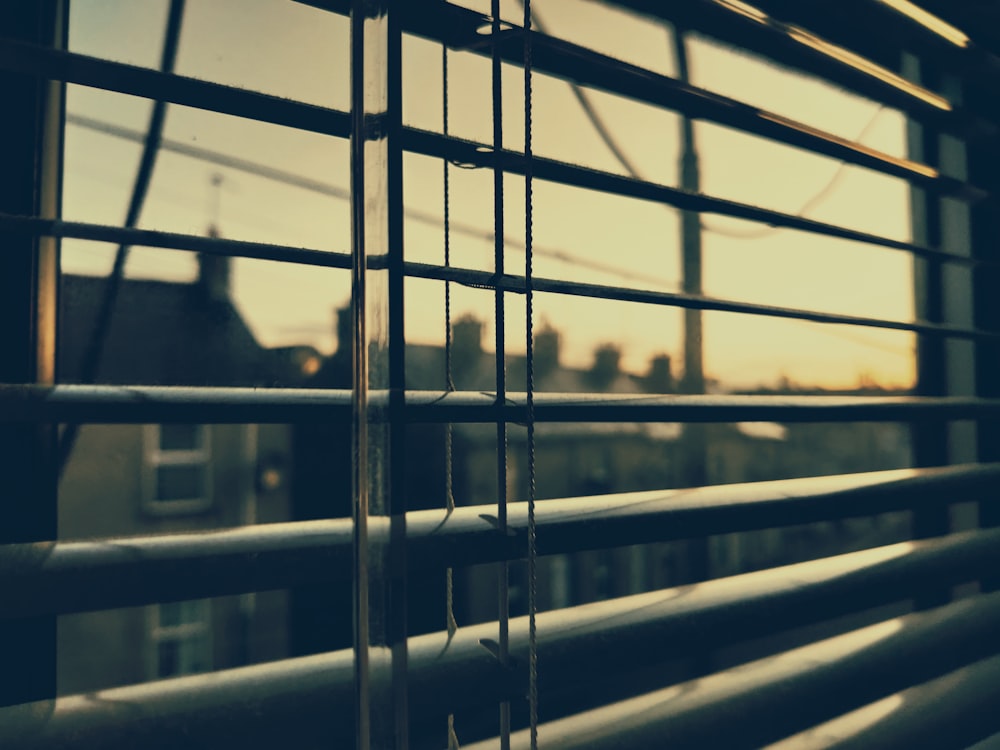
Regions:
[[184, 600, 207, 624], [158, 600, 206, 628], [159, 602, 183, 628], [180, 634, 210, 674], [156, 465, 205, 502], [159, 424, 202, 451], [157, 640, 180, 678]]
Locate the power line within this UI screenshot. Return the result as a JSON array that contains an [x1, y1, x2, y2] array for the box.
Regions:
[[65, 33, 907, 361], [516, 2, 642, 178], [519, 4, 889, 240], [701, 104, 886, 239], [798, 321, 914, 357], [66, 112, 680, 290], [59, 0, 187, 478], [517, 5, 907, 360]]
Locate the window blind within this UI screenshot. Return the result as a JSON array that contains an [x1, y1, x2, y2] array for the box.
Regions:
[[2, 1, 1000, 748]]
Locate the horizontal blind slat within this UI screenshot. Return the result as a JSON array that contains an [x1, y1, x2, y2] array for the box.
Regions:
[[3, 385, 1000, 423], [4, 466, 998, 617], [0, 40, 985, 265], [3, 552, 999, 747], [463, 593, 1000, 749], [6, 213, 997, 338]]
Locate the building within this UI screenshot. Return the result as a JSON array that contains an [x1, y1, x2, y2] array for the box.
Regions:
[[293, 310, 914, 629], [56, 255, 317, 694], [53, 274, 916, 694]]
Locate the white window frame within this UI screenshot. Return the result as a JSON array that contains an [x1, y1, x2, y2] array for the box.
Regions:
[[141, 424, 213, 515], [146, 599, 212, 680]]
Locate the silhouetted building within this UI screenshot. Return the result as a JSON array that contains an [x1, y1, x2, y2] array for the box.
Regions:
[[646, 354, 674, 393], [57, 257, 317, 695]]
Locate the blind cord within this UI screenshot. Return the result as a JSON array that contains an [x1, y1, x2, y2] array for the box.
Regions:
[[514, 0, 639, 180], [523, 1, 539, 747], [443, 32, 458, 636], [490, 3, 512, 748], [443, 39, 461, 750], [57, 0, 186, 477]]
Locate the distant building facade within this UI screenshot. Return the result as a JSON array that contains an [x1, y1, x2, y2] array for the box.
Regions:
[[295, 310, 913, 629], [57, 277, 913, 693], [57, 255, 317, 695]]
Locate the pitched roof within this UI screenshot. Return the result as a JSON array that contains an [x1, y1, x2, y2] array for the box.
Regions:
[[59, 274, 310, 387]]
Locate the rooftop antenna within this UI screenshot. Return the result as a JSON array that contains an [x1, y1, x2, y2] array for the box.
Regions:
[[199, 171, 231, 301], [207, 171, 223, 238]]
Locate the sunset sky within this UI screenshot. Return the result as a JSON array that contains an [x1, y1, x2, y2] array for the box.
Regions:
[[63, 0, 919, 389]]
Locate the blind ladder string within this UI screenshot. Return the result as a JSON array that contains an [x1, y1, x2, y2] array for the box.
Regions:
[[522, 0, 539, 747], [490, 1, 513, 747], [442, 39, 461, 750]]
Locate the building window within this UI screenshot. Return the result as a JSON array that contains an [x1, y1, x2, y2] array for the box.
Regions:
[[148, 600, 212, 679], [142, 424, 212, 515]]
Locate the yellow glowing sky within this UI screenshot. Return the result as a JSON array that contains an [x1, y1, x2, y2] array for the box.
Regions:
[[63, 0, 918, 389]]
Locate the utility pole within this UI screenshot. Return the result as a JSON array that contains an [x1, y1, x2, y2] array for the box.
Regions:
[[672, 26, 710, 587], [675, 29, 705, 401]]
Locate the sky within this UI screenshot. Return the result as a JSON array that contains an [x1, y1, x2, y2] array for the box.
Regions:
[[63, 0, 920, 390]]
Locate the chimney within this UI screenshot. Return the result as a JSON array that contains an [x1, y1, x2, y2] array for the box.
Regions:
[[197, 225, 230, 303], [452, 315, 483, 383], [534, 325, 560, 380], [588, 343, 620, 389], [646, 354, 674, 393], [197, 254, 230, 303], [335, 304, 352, 359]]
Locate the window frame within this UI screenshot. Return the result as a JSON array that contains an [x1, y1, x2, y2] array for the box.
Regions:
[[141, 424, 213, 516], [145, 599, 213, 680]]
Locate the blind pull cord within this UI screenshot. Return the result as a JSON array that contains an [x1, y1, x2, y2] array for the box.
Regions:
[[490, 2, 513, 748], [523, 1, 539, 746], [58, 0, 187, 477], [443, 39, 461, 750]]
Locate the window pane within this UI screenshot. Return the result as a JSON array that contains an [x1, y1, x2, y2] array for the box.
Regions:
[[157, 634, 210, 679], [159, 602, 183, 628], [157, 640, 180, 678], [159, 424, 203, 451], [156, 465, 205, 502], [180, 635, 210, 675], [182, 600, 206, 622]]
